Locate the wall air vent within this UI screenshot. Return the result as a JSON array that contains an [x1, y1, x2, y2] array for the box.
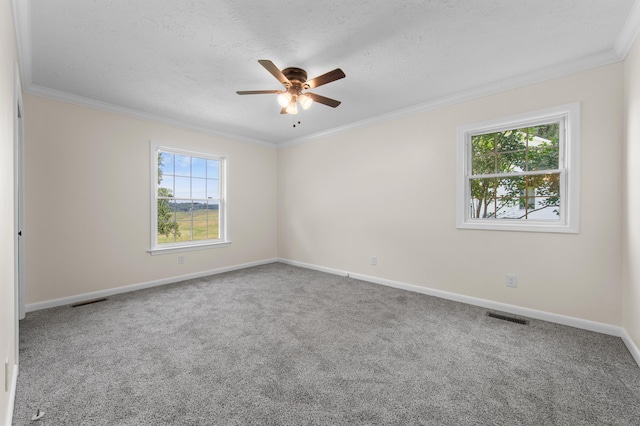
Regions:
[[71, 298, 108, 308], [486, 312, 529, 325]]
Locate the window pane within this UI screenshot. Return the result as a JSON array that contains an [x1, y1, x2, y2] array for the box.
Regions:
[[526, 173, 561, 219], [157, 199, 178, 244], [175, 200, 192, 242], [526, 145, 559, 171], [207, 179, 219, 199], [496, 176, 526, 197], [155, 148, 226, 247], [468, 178, 497, 218], [192, 178, 206, 199], [192, 157, 206, 178], [498, 175, 560, 219], [174, 155, 191, 177], [159, 152, 174, 176], [524, 197, 561, 220], [494, 130, 526, 153], [158, 175, 174, 196], [191, 202, 208, 241], [175, 221, 192, 242], [469, 174, 560, 221], [471, 123, 560, 175], [207, 202, 220, 239], [495, 151, 525, 173], [480, 197, 519, 219], [207, 159, 219, 179], [458, 105, 577, 232], [492, 198, 520, 219], [519, 187, 536, 210], [469, 177, 521, 220], [471, 153, 496, 175], [174, 176, 191, 198], [471, 134, 495, 156]]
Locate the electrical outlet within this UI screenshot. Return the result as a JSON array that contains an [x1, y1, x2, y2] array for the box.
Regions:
[[506, 274, 517, 288], [371, 256, 377, 266], [178, 256, 185, 265]]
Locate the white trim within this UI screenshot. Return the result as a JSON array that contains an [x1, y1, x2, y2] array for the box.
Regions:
[[11, 0, 623, 151], [148, 241, 232, 255], [5, 364, 18, 426], [23, 51, 619, 148], [456, 102, 580, 234], [621, 328, 640, 367], [25, 258, 278, 313], [279, 51, 617, 147], [277, 258, 349, 277], [11, 0, 31, 91], [347, 271, 620, 336], [13, 61, 25, 377], [26, 85, 275, 148], [614, 0, 640, 59], [277, 258, 624, 338], [15, 66, 25, 322], [149, 142, 230, 253], [21, 257, 640, 370]]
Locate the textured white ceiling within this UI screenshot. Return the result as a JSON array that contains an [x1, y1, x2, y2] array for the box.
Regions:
[[17, 0, 640, 144]]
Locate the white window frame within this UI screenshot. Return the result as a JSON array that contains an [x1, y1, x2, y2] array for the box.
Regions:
[[456, 102, 580, 233], [149, 141, 230, 255]]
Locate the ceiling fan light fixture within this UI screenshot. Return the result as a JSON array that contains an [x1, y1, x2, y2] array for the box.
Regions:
[[277, 92, 292, 108], [286, 99, 298, 115], [237, 60, 345, 115], [299, 94, 313, 110]]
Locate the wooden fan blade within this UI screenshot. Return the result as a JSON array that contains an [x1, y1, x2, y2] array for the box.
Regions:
[[307, 93, 341, 108], [306, 68, 345, 89], [258, 60, 290, 86], [236, 90, 281, 95]]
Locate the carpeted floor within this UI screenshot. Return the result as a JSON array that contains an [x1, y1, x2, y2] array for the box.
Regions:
[[12, 263, 640, 425]]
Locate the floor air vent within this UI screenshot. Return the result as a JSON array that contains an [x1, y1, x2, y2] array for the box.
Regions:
[[487, 312, 529, 325], [71, 298, 108, 308]]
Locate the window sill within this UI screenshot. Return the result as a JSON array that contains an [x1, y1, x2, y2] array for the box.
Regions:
[[457, 220, 577, 234], [148, 241, 231, 255]]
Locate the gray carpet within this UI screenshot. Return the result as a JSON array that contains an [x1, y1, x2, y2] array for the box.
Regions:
[[12, 263, 640, 425]]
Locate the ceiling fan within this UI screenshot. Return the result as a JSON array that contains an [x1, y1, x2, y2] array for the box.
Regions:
[[236, 60, 345, 115]]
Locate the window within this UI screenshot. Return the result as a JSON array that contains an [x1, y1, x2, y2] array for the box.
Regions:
[[149, 143, 228, 254], [456, 103, 580, 233]]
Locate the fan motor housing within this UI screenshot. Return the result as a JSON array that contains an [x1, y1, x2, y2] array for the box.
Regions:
[[282, 67, 308, 84]]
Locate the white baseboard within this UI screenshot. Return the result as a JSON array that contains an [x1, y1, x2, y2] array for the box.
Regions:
[[349, 271, 622, 337], [277, 258, 623, 337], [277, 258, 349, 277], [5, 364, 17, 426], [22, 257, 640, 369], [621, 329, 640, 367], [279, 258, 640, 367], [26, 258, 279, 312]]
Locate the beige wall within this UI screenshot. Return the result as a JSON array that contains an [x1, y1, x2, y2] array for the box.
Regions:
[[278, 63, 624, 325], [624, 35, 640, 350], [1, 0, 18, 422], [23, 95, 278, 304]]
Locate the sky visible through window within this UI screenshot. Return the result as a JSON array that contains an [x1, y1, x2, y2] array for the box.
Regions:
[[159, 152, 220, 200]]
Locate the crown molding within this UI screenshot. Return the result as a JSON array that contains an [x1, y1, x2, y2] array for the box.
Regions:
[[12, 0, 273, 148], [614, 0, 640, 58], [13, 0, 636, 148], [11, 0, 32, 87], [279, 49, 622, 147], [25, 85, 275, 148]]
